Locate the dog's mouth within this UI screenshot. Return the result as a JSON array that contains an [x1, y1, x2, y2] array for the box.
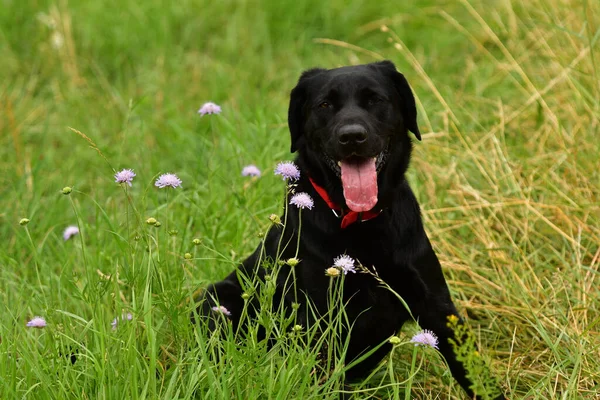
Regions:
[[325, 150, 388, 212]]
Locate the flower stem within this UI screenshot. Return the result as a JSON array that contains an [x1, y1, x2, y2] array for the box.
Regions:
[[404, 345, 418, 400], [23, 227, 44, 296]]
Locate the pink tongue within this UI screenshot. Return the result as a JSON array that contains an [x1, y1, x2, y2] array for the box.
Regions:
[[340, 158, 378, 212]]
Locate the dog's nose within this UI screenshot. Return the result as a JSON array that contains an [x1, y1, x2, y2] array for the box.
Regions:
[[338, 124, 367, 146]]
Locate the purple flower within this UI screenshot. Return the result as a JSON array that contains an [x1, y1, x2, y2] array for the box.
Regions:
[[26, 316, 47, 328], [111, 313, 133, 330], [290, 192, 314, 210], [242, 165, 261, 177], [211, 305, 231, 317], [410, 329, 439, 349], [115, 169, 136, 186], [274, 161, 300, 181], [198, 102, 222, 116], [155, 173, 182, 189], [333, 255, 356, 274], [63, 225, 79, 241]]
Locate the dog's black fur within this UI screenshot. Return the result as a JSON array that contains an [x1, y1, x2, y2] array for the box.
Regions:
[[195, 61, 505, 399]]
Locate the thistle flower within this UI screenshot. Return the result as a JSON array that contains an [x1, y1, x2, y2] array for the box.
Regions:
[[410, 329, 439, 349], [211, 305, 231, 317], [155, 173, 182, 189], [242, 164, 261, 177], [333, 255, 356, 274], [274, 161, 300, 181], [198, 102, 222, 116], [111, 313, 133, 330], [26, 316, 47, 328], [115, 169, 136, 186], [63, 225, 79, 241], [290, 192, 314, 210], [325, 267, 340, 277]]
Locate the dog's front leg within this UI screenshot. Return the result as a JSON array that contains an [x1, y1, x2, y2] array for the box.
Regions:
[[192, 227, 283, 331], [411, 247, 506, 400]]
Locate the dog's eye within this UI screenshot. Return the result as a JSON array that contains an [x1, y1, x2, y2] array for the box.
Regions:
[[318, 102, 331, 109], [368, 97, 383, 106]]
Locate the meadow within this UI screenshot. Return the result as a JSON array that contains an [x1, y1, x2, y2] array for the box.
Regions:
[[1, 0, 599, 398]]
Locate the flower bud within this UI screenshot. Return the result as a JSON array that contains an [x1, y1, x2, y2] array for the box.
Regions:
[[389, 336, 401, 345]]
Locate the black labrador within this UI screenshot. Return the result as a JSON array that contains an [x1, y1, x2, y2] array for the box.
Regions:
[[195, 61, 505, 399]]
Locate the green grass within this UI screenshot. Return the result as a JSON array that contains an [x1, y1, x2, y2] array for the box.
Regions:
[[1, 0, 599, 398]]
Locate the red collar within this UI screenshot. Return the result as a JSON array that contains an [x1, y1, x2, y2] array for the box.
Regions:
[[308, 177, 382, 229]]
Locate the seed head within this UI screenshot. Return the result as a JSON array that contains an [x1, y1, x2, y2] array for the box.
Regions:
[[269, 214, 281, 225], [286, 257, 300, 267]]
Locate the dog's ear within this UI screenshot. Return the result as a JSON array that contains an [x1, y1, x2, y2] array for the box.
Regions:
[[372, 60, 421, 141], [288, 68, 325, 153]]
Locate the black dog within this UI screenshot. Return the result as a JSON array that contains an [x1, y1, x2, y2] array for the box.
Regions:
[[195, 61, 505, 399]]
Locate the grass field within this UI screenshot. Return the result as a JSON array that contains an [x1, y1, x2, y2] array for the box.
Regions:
[[1, 0, 599, 398]]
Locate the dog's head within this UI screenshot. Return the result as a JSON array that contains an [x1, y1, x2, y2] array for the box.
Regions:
[[288, 60, 420, 212]]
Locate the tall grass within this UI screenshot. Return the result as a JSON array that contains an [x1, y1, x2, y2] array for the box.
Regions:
[[1, 0, 598, 398]]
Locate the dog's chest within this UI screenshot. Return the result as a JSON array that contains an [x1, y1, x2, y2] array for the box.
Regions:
[[343, 277, 408, 335]]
